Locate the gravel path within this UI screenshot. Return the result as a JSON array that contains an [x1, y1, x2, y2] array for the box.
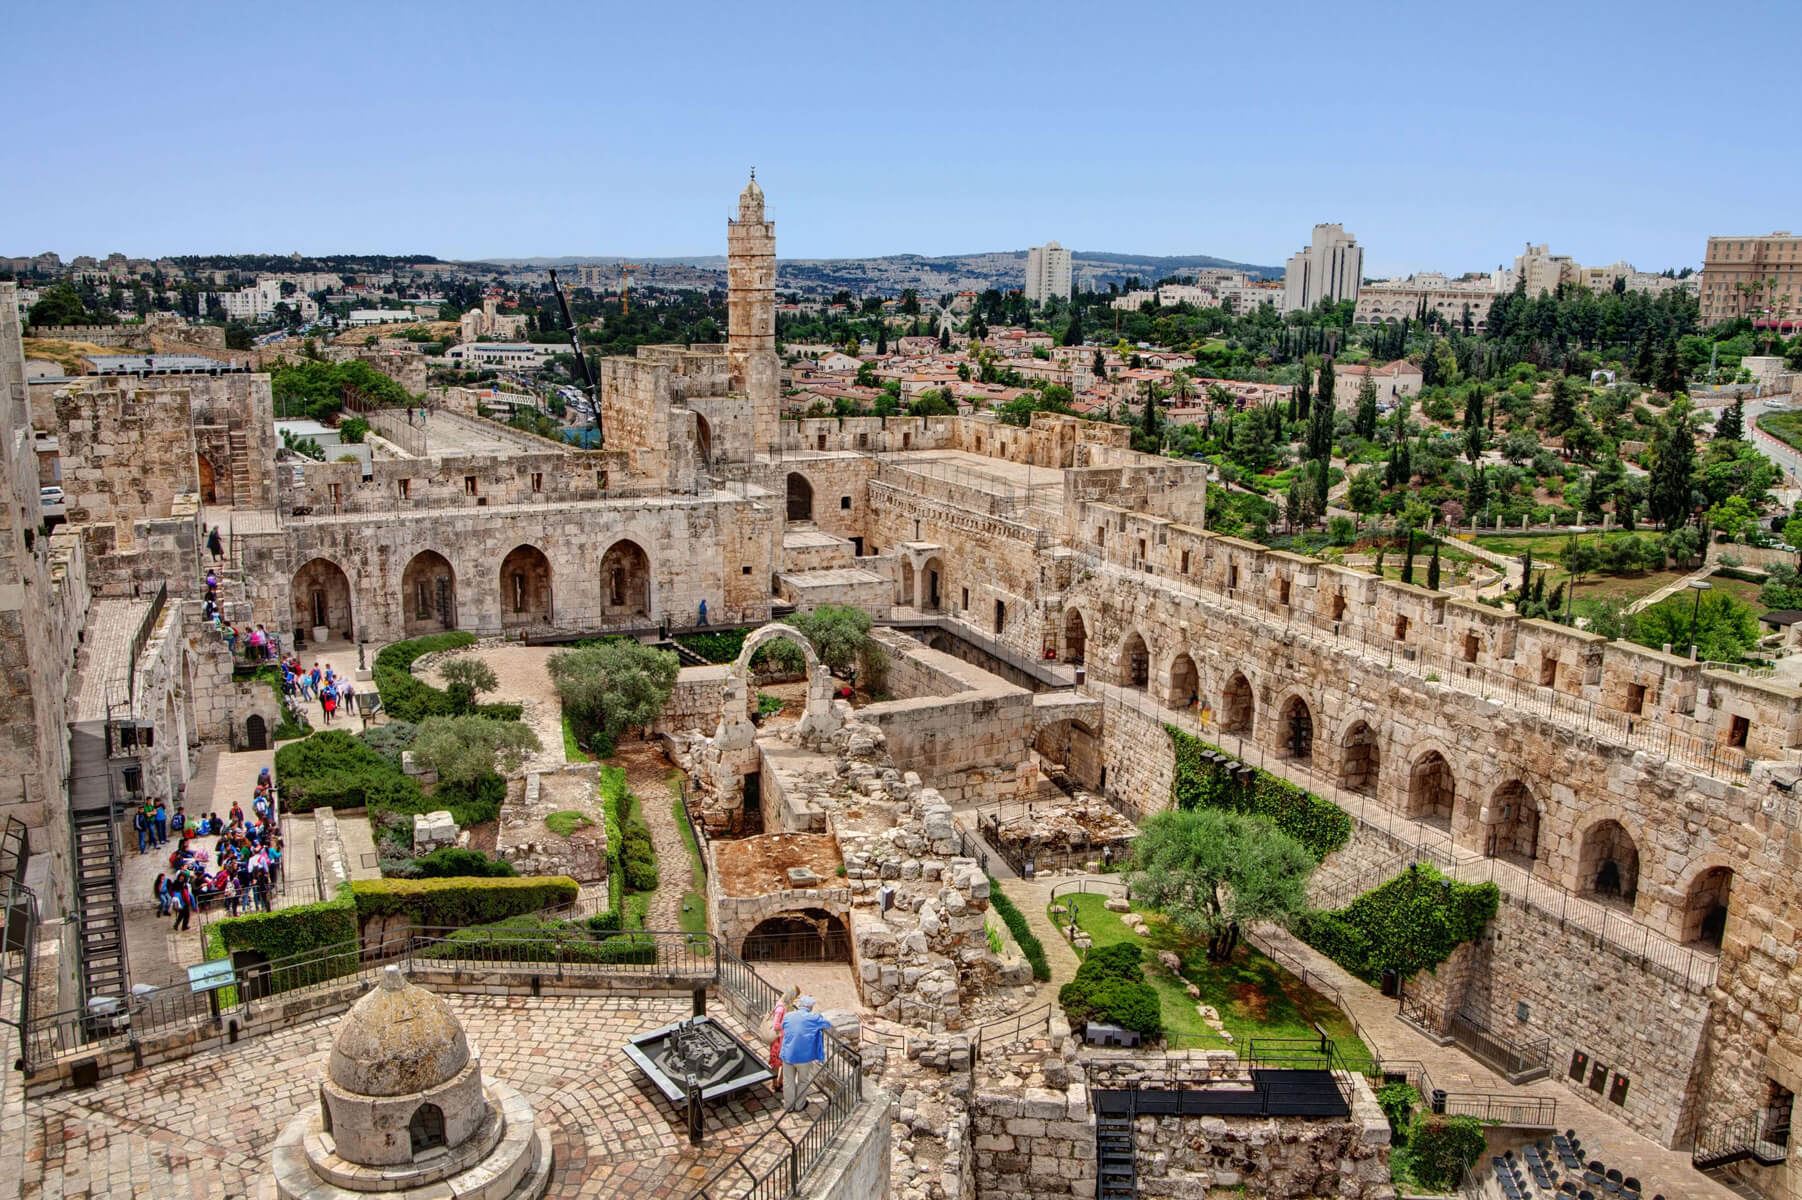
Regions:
[[420, 641, 568, 773], [611, 740, 692, 933]]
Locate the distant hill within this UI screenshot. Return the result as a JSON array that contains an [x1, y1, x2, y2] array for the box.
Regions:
[[477, 249, 1280, 295]]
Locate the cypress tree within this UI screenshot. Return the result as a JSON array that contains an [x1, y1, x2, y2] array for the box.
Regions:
[[1427, 542, 1441, 590], [1516, 549, 1533, 611]]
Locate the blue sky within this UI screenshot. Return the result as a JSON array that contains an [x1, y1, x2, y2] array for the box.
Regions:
[[3, 0, 1795, 276]]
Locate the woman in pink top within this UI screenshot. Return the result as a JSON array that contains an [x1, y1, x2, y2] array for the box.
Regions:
[[768, 985, 798, 1092]]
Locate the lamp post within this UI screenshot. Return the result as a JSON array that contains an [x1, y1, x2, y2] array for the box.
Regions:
[[1687, 579, 1712, 661]]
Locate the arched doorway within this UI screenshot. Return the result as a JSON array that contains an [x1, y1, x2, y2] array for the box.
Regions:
[[1340, 721, 1379, 795], [1280, 694, 1314, 761], [599, 539, 651, 621], [1577, 819, 1640, 903], [290, 557, 353, 641], [408, 1103, 447, 1155], [786, 472, 814, 522], [1119, 633, 1149, 689], [1484, 780, 1539, 867], [740, 908, 850, 961], [499, 545, 553, 630], [1407, 750, 1455, 829], [1221, 672, 1254, 734], [1168, 652, 1199, 709], [400, 550, 457, 637], [196, 454, 218, 504], [921, 556, 945, 611], [244, 714, 268, 752], [1063, 609, 1086, 664], [1681, 866, 1733, 948], [695, 414, 713, 466], [1033, 718, 1103, 790]]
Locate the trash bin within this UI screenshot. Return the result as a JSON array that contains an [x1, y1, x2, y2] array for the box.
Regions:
[[1380, 968, 1399, 998]]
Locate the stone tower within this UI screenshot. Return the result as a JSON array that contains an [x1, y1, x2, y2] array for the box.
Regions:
[[727, 172, 779, 456]]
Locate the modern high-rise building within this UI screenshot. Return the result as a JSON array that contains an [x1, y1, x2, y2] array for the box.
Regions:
[[1024, 241, 1072, 305], [1281, 224, 1363, 313], [1698, 231, 1802, 327]]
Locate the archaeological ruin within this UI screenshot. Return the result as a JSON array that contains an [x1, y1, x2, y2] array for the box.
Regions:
[[5, 178, 1802, 1200]]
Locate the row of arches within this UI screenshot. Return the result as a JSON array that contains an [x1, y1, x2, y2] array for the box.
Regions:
[[1086, 611, 1735, 950], [290, 540, 653, 640]]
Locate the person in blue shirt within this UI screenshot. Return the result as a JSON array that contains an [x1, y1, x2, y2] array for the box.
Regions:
[[779, 995, 832, 1111]]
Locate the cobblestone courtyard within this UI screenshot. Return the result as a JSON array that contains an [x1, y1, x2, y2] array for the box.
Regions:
[[10, 991, 789, 1199]]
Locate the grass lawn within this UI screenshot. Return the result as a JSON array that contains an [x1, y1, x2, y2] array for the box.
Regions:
[[669, 776, 709, 936], [561, 714, 592, 763], [1708, 571, 1770, 615], [1058, 893, 1371, 1069], [1759, 410, 1802, 452], [544, 809, 592, 838]]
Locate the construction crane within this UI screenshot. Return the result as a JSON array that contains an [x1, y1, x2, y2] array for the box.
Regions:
[[619, 263, 642, 314], [547, 269, 601, 445]]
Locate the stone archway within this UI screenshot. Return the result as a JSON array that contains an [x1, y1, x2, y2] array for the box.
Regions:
[[599, 538, 651, 621], [1167, 652, 1199, 709], [786, 472, 813, 522], [1339, 720, 1379, 796], [400, 550, 457, 637], [1576, 818, 1640, 904], [1407, 749, 1455, 829], [695, 414, 713, 466], [498, 545, 553, 631], [740, 908, 851, 961], [1680, 865, 1733, 948], [290, 557, 354, 641], [1221, 671, 1254, 734], [921, 556, 945, 611], [1119, 632, 1150, 690], [1279, 693, 1314, 761], [1063, 609, 1087, 664], [1484, 779, 1540, 868]]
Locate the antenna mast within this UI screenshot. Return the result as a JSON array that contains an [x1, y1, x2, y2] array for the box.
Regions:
[[548, 268, 601, 444]]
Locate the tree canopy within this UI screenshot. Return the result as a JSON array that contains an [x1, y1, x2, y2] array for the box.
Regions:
[[548, 641, 680, 755], [1128, 807, 1315, 961]]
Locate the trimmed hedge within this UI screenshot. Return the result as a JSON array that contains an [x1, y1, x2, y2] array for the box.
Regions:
[[418, 915, 658, 964], [212, 888, 357, 964], [374, 633, 523, 723], [275, 730, 423, 813], [402, 847, 517, 878], [1167, 726, 1351, 860], [599, 766, 657, 921], [1057, 942, 1162, 1037], [675, 628, 750, 663], [986, 877, 1051, 981], [1298, 863, 1499, 984], [350, 875, 578, 929]]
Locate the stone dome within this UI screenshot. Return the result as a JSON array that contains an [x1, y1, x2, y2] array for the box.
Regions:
[[327, 967, 471, 1097]]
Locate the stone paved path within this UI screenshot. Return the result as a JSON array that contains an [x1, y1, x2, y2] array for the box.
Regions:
[[961, 816, 1081, 1006]]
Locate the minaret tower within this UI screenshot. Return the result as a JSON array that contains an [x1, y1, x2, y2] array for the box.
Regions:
[[727, 171, 779, 456]]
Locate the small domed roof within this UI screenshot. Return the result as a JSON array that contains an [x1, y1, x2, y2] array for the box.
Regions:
[[327, 967, 471, 1097], [738, 171, 765, 220]]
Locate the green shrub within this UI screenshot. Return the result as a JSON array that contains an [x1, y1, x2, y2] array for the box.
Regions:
[[1166, 727, 1351, 859], [1403, 1115, 1486, 1190], [350, 874, 578, 930], [375, 633, 525, 723], [586, 910, 622, 933], [1298, 863, 1498, 984], [276, 729, 424, 813], [404, 847, 517, 878], [544, 810, 592, 838], [1376, 1081, 1421, 1143], [213, 890, 357, 964], [987, 877, 1050, 981], [1057, 941, 1161, 1036], [359, 720, 418, 767], [675, 628, 749, 663], [431, 772, 507, 827]]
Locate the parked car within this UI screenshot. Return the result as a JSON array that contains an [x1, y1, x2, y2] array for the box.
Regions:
[[39, 485, 64, 505]]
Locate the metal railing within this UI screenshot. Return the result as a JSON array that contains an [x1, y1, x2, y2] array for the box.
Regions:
[[124, 580, 170, 711], [1398, 993, 1551, 1083], [1693, 1110, 1792, 1169]]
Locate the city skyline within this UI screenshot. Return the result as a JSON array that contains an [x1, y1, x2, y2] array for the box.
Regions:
[[3, 0, 1796, 276]]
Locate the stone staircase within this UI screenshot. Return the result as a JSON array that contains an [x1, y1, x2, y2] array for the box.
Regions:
[[227, 428, 253, 506]]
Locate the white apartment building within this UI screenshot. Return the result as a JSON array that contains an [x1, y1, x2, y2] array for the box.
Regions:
[[1282, 224, 1363, 312], [347, 309, 420, 327], [1024, 241, 1072, 304], [443, 342, 559, 369], [1354, 273, 1500, 330]]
